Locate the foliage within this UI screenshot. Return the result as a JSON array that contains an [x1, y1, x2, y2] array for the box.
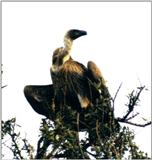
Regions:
[[1, 118, 34, 159], [1, 86, 151, 159]]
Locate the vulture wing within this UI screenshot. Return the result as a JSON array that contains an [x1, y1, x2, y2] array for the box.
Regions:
[[24, 84, 55, 119]]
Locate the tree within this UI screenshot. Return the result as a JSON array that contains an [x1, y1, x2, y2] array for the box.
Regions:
[[2, 84, 151, 159]]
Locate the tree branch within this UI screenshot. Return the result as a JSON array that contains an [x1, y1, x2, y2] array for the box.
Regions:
[[119, 86, 145, 122], [117, 120, 151, 127], [112, 82, 123, 111], [126, 113, 139, 121]]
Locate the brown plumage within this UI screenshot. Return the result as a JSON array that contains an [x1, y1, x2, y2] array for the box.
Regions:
[[50, 29, 101, 112], [87, 61, 106, 89], [24, 29, 107, 117]]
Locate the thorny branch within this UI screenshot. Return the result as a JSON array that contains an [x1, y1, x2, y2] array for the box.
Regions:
[[116, 85, 151, 127]]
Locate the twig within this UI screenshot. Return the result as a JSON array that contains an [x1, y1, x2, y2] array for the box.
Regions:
[[22, 138, 34, 159], [85, 149, 97, 157], [2, 141, 14, 154], [76, 112, 85, 159], [118, 120, 151, 127], [46, 144, 60, 159], [10, 133, 24, 159], [36, 136, 44, 155], [112, 82, 123, 111], [1, 85, 7, 89], [126, 112, 139, 121], [96, 119, 102, 146], [77, 112, 80, 133], [35, 135, 51, 159]]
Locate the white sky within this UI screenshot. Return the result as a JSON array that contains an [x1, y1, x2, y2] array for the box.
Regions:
[[2, 2, 151, 159]]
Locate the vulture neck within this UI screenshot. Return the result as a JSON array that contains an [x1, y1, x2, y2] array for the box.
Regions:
[[64, 36, 73, 54]]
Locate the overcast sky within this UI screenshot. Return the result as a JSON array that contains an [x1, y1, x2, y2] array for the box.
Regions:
[[2, 2, 151, 159]]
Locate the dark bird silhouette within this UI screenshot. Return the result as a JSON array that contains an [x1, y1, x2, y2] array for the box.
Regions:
[[24, 29, 107, 117]]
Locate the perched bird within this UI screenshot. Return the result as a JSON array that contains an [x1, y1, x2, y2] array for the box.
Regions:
[[50, 29, 104, 112], [24, 29, 107, 117], [24, 30, 119, 142]]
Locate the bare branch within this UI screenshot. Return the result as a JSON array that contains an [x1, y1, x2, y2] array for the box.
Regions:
[[1, 85, 7, 89], [126, 112, 139, 121], [118, 120, 151, 127], [113, 82, 123, 103], [112, 82, 123, 111]]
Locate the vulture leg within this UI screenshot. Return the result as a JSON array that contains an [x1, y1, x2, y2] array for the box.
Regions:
[[24, 84, 55, 119]]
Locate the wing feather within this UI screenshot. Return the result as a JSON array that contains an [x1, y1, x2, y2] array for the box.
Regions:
[[87, 61, 106, 88], [24, 84, 55, 119]]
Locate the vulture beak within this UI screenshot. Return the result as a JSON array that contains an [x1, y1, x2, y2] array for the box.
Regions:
[[66, 29, 87, 41]]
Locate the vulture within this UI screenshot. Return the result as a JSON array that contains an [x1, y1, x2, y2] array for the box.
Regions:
[[50, 29, 105, 112], [24, 29, 107, 117]]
